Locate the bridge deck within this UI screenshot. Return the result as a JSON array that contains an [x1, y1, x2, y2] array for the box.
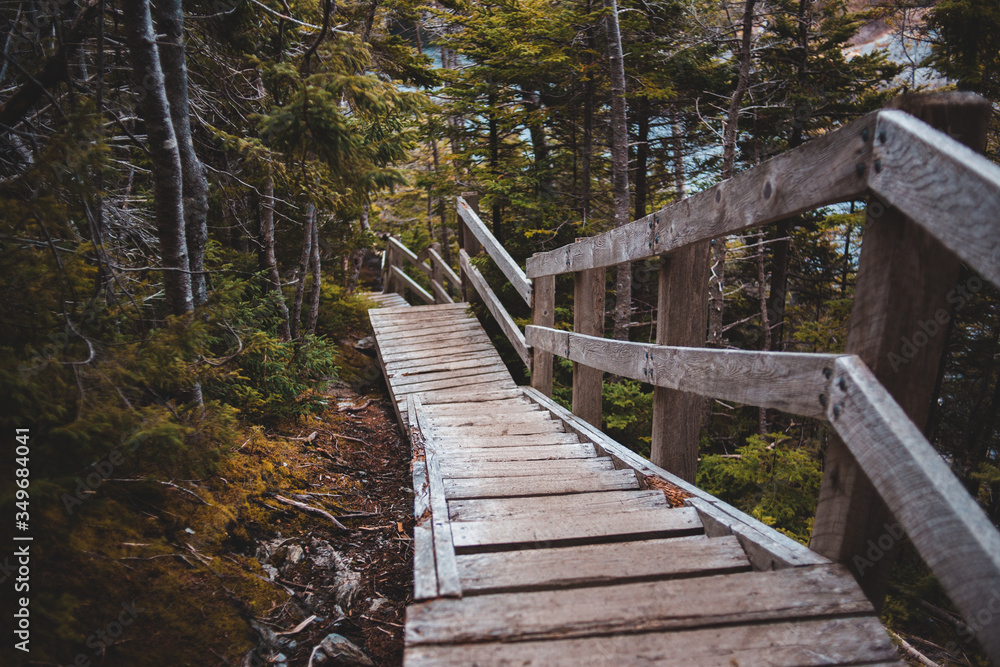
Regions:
[[369, 301, 902, 666]]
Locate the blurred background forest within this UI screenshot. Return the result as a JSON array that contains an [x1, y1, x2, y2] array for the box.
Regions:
[[1, 0, 998, 663]]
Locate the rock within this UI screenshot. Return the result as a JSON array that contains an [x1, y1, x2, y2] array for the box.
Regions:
[[284, 544, 304, 567], [262, 564, 278, 581], [312, 634, 374, 666], [271, 652, 288, 667], [330, 552, 362, 609], [368, 597, 388, 613]]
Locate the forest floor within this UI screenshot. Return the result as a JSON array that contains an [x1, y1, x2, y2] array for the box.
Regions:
[[236, 331, 413, 666]]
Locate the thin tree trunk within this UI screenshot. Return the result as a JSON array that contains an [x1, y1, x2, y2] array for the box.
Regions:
[[260, 171, 291, 340], [605, 0, 631, 342], [430, 138, 451, 265], [581, 73, 594, 227], [488, 86, 502, 242], [153, 0, 209, 307], [306, 216, 322, 334], [523, 89, 552, 195], [121, 0, 192, 317], [290, 203, 314, 340], [634, 99, 650, 220], [709, 0, 757, 347], [347, 203, 369, 293]]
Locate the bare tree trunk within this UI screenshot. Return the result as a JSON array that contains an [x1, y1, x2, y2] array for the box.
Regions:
[[430, 138, 451, 265], [634, 98, 650, 220], [522, 90, 552, 195], [306, 216, 322, 334], [488, 86, 502, 242], [347, 203, 369, 293], [122, 0, 192, 317], [605, 0, 631, 342], [709, 0, 757, 347], [153, 0, 209, 306], [290, 203, 314, 340], [260, 171, 291, 340]]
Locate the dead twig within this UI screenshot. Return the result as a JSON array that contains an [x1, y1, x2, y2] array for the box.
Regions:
[[339, 398, 374, 413], [106, 478, 211, 506], [271, 494, 348, 531]]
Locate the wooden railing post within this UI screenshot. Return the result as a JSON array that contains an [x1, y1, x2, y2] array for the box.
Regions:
[[811, 92, 991, 607], [650, 241, 711, 483], [382, 243, 394, 294], [531, 274, 555, 396], [459, 193, 483, 303], [573, 263, 605, 427], [429, 241, 444, 303]]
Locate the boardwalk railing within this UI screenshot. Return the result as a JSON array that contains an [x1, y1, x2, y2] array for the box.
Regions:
[[381, 92, 1000, 662]]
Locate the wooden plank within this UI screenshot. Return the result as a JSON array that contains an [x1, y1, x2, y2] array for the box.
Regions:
[[526, 326, 839, 419], [385, 352, 502, 374], [530, 274, 555, 396], [405, 563, 874, 644], [413, 394, 461, 598], [373, 320, 480, 341], [448, 489, 668, 522], [827, 356, 1000, 657], [651, 242, 710, 483], [443, 468, 641, 500], [389, 265, 434, 304], [458, 192, 484, 304], [430, 278, 454, 304], [387, 235, 432, 275], [368, 303, 468, 322], [388, 364, 510, 389], [522, 387, 830, 569], [439, 457, 615, 479], [378, 327, 490, 350], [451, 505, 701, 551], [391, 372, 515, 395], [443, 443, 597, 464], [378, 344, 497, 364], [408, 395, 438, 601], [425, 413, 563, 430], [457, 196, 533, 304], [459, 250, 531, 368], [430, 433, 581, 448], [428, 422, 563, 437], [572, 266, 604, 427], [418, 387, 524, 404], [421, 399, 539, 414], [456, 534, 748, 593], [869, 107, 1000, 289], [404, 617, 902, 666], [525, 111, 878, 278], [371, 316, 475, 335]]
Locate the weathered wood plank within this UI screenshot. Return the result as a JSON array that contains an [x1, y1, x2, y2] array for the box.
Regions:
[[439, 457, 615, 479], [451, 505, 700, 551], [459, 250, 531, 368], [385, 353, 504, 375], [412, 394, 461, 598], [457, 196, 533, 304], [522, 387, 829, 569], [424, 412, 559, 428], [456, 534, 748, 593], [430, 278, 454, 304], [392, 372, 515, 395], [408, 395, 437, 601], [448, 489, 668, 522], [405, 563, 874, 644], [527, 325, 839, 418], [390, 265, 435, 305], [430, 433, 582, 448], [572, 266, 605, 426], [869, 108, 1000, 289], [444, 468, 641, 500], [373, 320, 481, 341], [378, 344, 498, 364], [444, 445, 597, 467], [388, 364, 510, 388], [530, 273, 555, 396], [525, 112, 877, 278], [378, 329, 492, 351], [427, 246, 463, 295], [828, 355, 1000, 658], [421, 399, 538, 415], [418, 387, 524, 404], [404, 617, 902, 666]]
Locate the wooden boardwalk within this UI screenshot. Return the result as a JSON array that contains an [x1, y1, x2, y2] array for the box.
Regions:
[[368, 300, 902, 666]]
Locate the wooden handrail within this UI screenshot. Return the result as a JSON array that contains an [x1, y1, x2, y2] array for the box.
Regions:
[[388, 236, 432, 275], [390, 265, 434, 304], [457, 196, 533, 304], [426, 246, 462, 295], [526, 325, 842, 419], [460, 249, 531, 368], [869, 110, 1000, 289], [526, 111, 878, 278]]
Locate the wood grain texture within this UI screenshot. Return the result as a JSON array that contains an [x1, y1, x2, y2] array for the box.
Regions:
[[443, 468, 641, 500], [457, 196, 533, 304], [443, 443, 597, 464], [651, 243, 710, 483], [526, 112, 877, 278], [405, 563, 874, 644], [430, 433, 582, 448], [531, 274, 555, 396], [388, 235, 432, 275], [450, 506, 701, 551], [388, 364, 510, 388], [439, 457, 615, 479], [404, 617, 902, 666], [427, 246, 462, 295], [448, 489, 669, 522], [459, 249, 531, 367], [527, 325, 839, 417], [456, 534, 748, 593], [828, 356, 1000, 658], [572, 266, 605, 426], [869, 109, 1000, 289], [522, 387, 829, 569]]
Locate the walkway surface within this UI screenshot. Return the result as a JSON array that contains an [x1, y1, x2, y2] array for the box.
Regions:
[[368, 299, 902, 666]]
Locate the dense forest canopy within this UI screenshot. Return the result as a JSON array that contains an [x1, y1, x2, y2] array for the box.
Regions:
[[1, 0, 999, 663]]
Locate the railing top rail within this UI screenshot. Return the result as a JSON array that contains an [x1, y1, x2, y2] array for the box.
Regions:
[[526, 108, 1000, 291], [457, 196, 533, 305], [388, 235, 432, 275]]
